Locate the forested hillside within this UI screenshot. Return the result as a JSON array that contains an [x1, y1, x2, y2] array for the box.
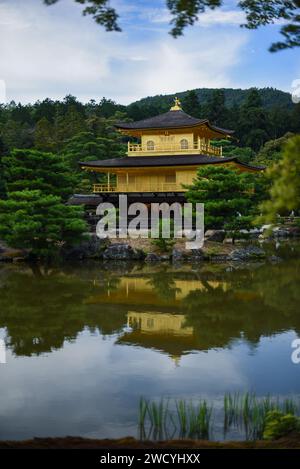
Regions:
[[132, 87, 293, 111], [0, 88, 299, 192]]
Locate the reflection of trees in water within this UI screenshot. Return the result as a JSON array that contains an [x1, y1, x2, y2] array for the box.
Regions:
[[0, 260, 299, 357], [0, 269, 126, 356], [182, 261, 300, 350], [252, 263, 300, 317], [183, 287, 271, 349], [146, 273, 182, 301]]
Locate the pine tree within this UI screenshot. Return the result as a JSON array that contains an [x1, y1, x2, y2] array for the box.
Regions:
[[53, 106, 86, 150], [258, 135, 300, 221], [33, 98, 56, 123], [185, 166, 265, 230], [62, 131, 125, 167], [98, 97, 125, 117], [182, 90, 201, 117], [0, 139, 7, 199], [0, 190, 86, 261], [237, 89, 269, 150], [204, 90, 227, 125], [1, 119, 33, 150], [3, 149, 76, 200], [291, 102, 300, 133], [268, 106, 292, 139], [254, 132, 294, 166], [34, 117, 55, 152]]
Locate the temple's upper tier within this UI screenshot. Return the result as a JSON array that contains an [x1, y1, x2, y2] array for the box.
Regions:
[[115, 98, 234, 157], [115, 108, 234, 138]]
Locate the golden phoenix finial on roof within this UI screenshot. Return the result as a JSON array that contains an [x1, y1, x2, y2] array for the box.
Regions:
[[170, 96, 182, 111]]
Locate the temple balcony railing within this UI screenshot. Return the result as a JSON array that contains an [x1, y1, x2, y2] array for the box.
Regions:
[[93, 183, 186, 193], [93, 184, 117, 193], [127, 141, 222, 157]]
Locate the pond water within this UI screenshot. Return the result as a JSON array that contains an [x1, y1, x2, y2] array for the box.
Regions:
[[0, 246, 300, 441]]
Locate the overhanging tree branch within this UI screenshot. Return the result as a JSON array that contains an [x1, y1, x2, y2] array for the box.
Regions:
[[43, 0, 121, 31], [43, 0, 300, 51]]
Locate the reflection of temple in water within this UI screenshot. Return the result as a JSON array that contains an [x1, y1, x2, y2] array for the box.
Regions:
[[87, 276, 227, 307], [87, 275, 228, 363], [121, 311, 196, 364], [4, 263, 300, 359], [128, 311, 193, 336]]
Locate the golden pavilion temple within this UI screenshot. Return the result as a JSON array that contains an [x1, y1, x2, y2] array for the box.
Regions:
[[79, 97, 263, 198]]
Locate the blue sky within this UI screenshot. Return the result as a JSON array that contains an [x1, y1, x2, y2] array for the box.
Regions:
[[0, 0, 299, 104]]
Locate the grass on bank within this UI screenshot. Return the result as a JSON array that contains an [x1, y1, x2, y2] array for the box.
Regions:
[[139, 393, 300, 441]]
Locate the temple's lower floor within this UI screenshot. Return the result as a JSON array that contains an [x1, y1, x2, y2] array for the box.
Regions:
[[68, 192, 187, 207]]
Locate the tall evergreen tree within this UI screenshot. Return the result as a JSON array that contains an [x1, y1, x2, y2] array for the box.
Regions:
[[62, 131, 125, 169], [126, 103, 147, 121], [10, 103, 33, 125], [291, 102, 300, 133], [33, 98, 57, 123], [34, 117, 55, 152], [0, 145, 87, 261], [204, 90, 227, 125], [1, 119, 33, 151], [258, 135, 300, 221], [0, 190, 87, 261], [98, 97, 125, 118], [0, 138, 7, 199], [3, 149, 76, 200], [182, 90, 201, 116], [53, 106, 86, 151], [268, 106, 292, 139], [186, 166, 265, 230], [254, 132, 294, 166], [237, 89, 269, 150]]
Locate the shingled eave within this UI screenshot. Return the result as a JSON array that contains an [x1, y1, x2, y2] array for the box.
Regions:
[[79, 155, 263, 171], [115, 110, 234, 135]]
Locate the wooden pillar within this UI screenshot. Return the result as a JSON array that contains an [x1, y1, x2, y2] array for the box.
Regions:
[[108, 172, 110, 191], [126, 172, 129, 191]]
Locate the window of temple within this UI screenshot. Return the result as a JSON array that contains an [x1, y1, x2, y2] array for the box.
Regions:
[[146, 140, 155, 151], [180, 139, 189, 150], [165, 173, 176, 183]]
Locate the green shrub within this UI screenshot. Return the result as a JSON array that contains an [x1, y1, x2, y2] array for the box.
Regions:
[[263, 410, 300, 440], [151, 218, 175, 253]]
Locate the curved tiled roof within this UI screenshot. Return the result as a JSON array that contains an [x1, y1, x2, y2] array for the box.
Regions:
[[67, 194, 104, 205], [80, 155, 264, 171], [115, 110, 234, 135]]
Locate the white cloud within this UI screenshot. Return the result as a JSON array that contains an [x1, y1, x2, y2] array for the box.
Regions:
[[147, 7, 245, 27], [197, 10, 245, 26], [0, 1, 113, 94], [136, 33, 248, 99], [142, 7, 171, 24], [0, 0, 248, 104], [0, 4, 31, 29], [0, 79, 6, 103]]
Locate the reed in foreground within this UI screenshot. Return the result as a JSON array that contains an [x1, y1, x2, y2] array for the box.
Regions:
[[139, 394, 299, 441]]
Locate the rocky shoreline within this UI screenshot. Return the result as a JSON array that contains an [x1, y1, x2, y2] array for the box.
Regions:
[[0, 226, 299, 264]]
